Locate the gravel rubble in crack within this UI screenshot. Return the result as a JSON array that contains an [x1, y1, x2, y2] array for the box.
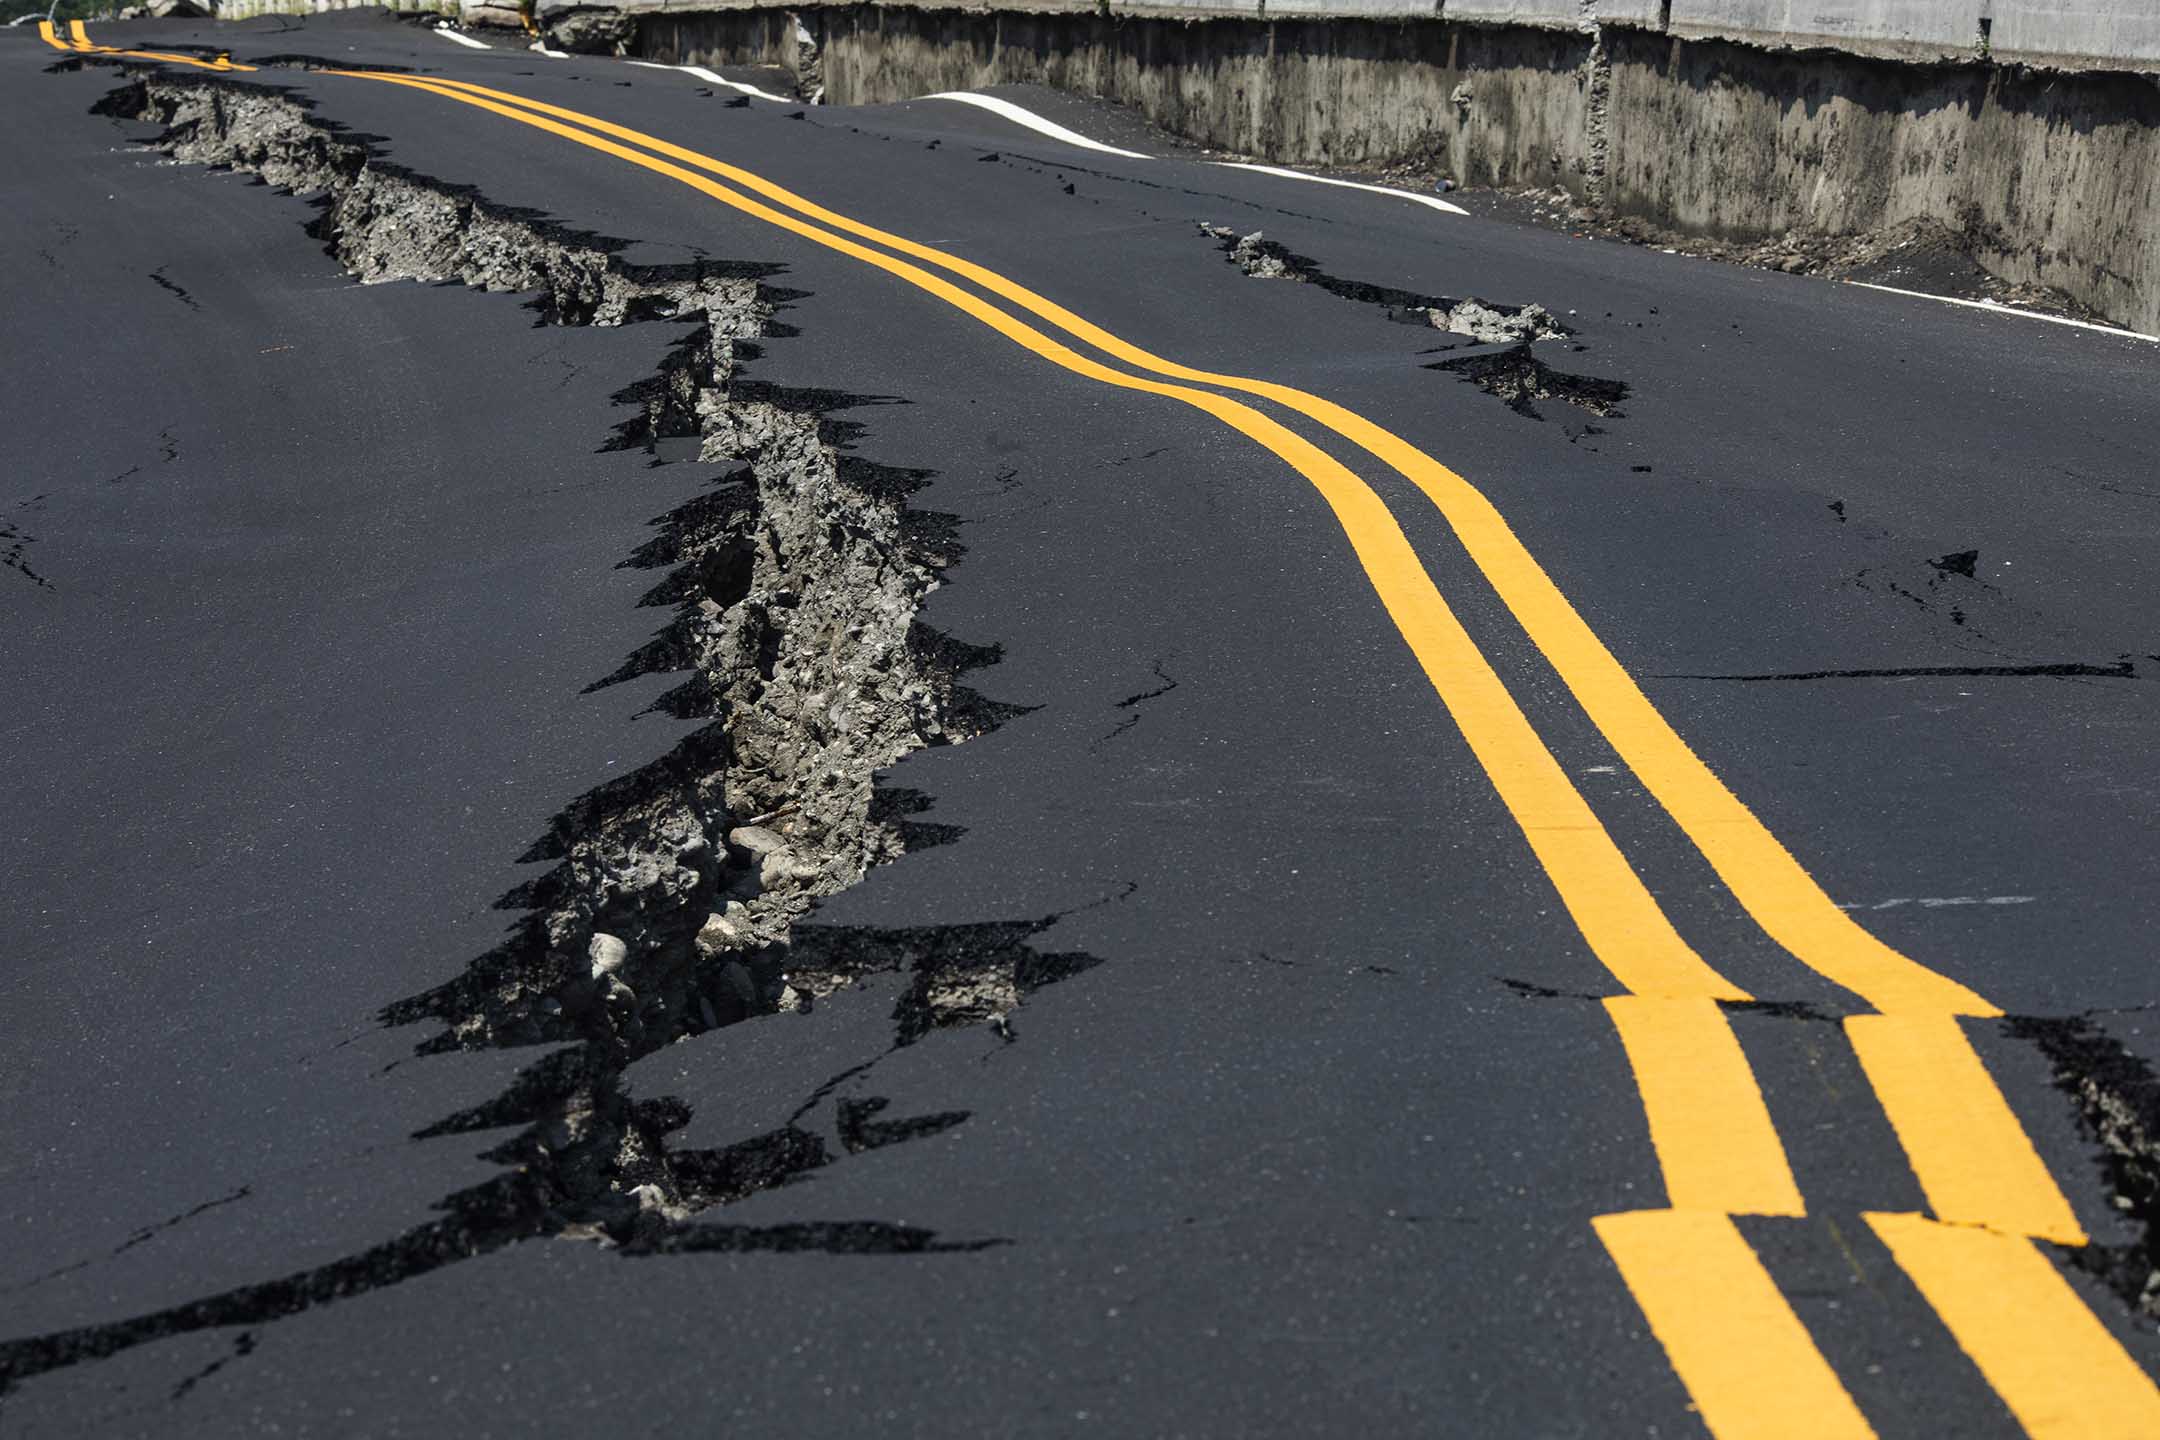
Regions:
[[1426, 344, 1628, 421], [2006, 1016, 2160, 1317], [0, 74, 1103, 1395]]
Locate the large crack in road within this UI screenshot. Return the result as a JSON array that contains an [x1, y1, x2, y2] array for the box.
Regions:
[[0, 70, 1107, 1397]]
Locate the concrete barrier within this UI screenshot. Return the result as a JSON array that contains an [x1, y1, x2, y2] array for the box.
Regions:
[[214, 0, 2160, 73], [1993, 2, 2160, 71], [1665, 0, 2160, 70], [217, 0, 442, 18], [1666, 0, 1976, 61]]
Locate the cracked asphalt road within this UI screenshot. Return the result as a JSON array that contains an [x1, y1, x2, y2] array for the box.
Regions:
[[5, 13, 2160, 1437]]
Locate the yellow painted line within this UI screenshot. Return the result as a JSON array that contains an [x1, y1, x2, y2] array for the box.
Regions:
[[40, 21, 255, 71], [109, 49, 254, 71], [338, 70, 1746, 1008], [1596, 1209, 1877, 1440], [338, 105, 1833, 1421], [1847, 1015, 2085, 1244], [1607, 997, 1803, 1215], [408, 73, 1994, 1019], [1868, 1212, 2160, 1438]]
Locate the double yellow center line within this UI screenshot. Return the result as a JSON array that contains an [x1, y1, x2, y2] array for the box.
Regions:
[[40, 17, 251, 70], [53, 29, 2160, 1435]]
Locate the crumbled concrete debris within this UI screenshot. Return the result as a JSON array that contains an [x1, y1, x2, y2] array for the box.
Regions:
[[544, 7, 633, 55], [694, 909, 742, 955], [792, 12, 825, 106], [1442, 298, 1559, 346], [589, 933, 628, 980], [466, 6, 527, 29], [1198, 223, 1565, 344], [727, 824, 787, 856], [1226, 229, 1301, 281]]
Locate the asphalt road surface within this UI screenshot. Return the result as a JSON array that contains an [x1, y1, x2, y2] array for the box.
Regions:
[[5, 13, 2160, 1437]]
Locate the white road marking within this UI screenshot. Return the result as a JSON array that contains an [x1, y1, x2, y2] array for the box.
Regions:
[[1835, 895, 2037, 911], [920, 91, 1153, 160], [1209, 161, 1471, 217], [624, 59, 794, 103], [432, 27, 491, 50], [530, 41, 569, 59], [1846, 281, 2160, 344]]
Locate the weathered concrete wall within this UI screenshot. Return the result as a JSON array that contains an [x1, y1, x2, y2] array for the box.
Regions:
[[617, 0, 1646, 26], [228, 0, 2160, 73], [1992, 2, 2160, 72], [1668, 0, 1979, 61], [1603, 27, 2160, 329], [1668, 0, 2160, 70], [217, 0, 442, 19], [642, 7, 1602, 180], [588, 0, 2160, 70]]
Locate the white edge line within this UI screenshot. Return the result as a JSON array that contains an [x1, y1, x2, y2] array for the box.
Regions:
[[1210, 161, 1470, 217], [921, 91, 1153, 161], [1844, 280, 2159, 344], [680, 64, 795, 103], [625, 59, 795, 102], [627, 59, 788, 101], [432, 27, 491, 50]]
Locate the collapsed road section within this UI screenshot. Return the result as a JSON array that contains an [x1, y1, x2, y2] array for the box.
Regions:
[[0, 71, 1105, 1393]]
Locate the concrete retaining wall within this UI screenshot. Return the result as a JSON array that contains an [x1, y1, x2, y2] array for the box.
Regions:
[[217, 0, 444, 17], [1603, 28, 2160, 328], [627, 2, 2160, 331], [1668, 0, 2160, 69], [1992, 3, 2160, 71], [217, 0, 444, 19], [575, 0, 2160, 71], [216, 0, 2160, 72]]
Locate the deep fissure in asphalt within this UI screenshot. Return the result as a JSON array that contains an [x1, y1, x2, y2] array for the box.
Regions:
[[0, 69, 1104, 1396], [2008, 1016, 2160, 1319], [1197, 220, 1566, 344], [1424, 344, 1630, 421], [1191, 221, 1633, 421]]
